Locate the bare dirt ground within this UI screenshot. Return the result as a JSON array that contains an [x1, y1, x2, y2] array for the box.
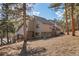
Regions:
[[1, 31, 79, 56]]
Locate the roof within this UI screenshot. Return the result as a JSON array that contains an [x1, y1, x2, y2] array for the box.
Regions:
[[34, 15, 53, 25], [16, 15, 62, 32]]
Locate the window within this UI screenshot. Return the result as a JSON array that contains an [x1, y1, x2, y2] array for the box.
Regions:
[[36, 24, 39, 28], [32, 32, 34, 37], [36, 32, 39, 36]]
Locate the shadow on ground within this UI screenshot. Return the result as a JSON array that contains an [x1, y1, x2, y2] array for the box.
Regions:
[[19, 46, 47, 56], [28, 33, 65, 42]]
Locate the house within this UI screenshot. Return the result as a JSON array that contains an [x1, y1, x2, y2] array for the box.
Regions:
[[48, 20, 62, 36], [16, 15, 62, 40], [33, 16, 54, 38]]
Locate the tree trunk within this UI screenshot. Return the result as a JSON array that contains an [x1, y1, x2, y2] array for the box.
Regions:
[[20, 3, 27, 55], [6, 25, 9, 44], [77, 19, 79, 30], [1, 31, 3, 45], [77, 15, 79, 30], [71, 4, 75, 36], [4, 3, 9, 44], [65, 3, 69, 35], [1, 36, 3, 45]]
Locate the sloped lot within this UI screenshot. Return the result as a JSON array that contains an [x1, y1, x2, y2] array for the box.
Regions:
[[0, 31, 79, 56]]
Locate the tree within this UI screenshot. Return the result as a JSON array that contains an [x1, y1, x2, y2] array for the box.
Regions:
[[65, 3, 69, 35], [19, 3, 35, 55], [75, 4, 79, 30], [71, 3, 75, 36], [0, 29, 3, 45], [49, 3, 69, 35], [0, 3, 19, 44], [1, 3, 10, 44], [21, 3, 27, 54]]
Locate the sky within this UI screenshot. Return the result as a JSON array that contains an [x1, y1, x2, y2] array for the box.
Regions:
[[0, 3, 64, 20], [32, 3, 64, 20]]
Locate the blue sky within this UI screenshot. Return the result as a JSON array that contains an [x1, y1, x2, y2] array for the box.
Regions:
[[32, 3, 64, 20]]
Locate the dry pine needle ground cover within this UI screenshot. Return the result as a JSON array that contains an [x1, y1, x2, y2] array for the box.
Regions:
[[0, 31, 79, 56]]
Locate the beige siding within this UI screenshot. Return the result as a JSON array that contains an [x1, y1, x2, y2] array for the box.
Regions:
[[41, 24, 52, 32], [16, 16, 62, 39], [35, 19, 52, 33]]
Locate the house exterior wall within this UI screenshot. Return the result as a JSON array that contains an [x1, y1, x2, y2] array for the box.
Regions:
[[16, 25, 27, 35], [41, 24, 52, 32], [34, 17, 52, 33], [16, 16, 62, 40], [27, 18, 35, 31], [34, 17, 53, 38]]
